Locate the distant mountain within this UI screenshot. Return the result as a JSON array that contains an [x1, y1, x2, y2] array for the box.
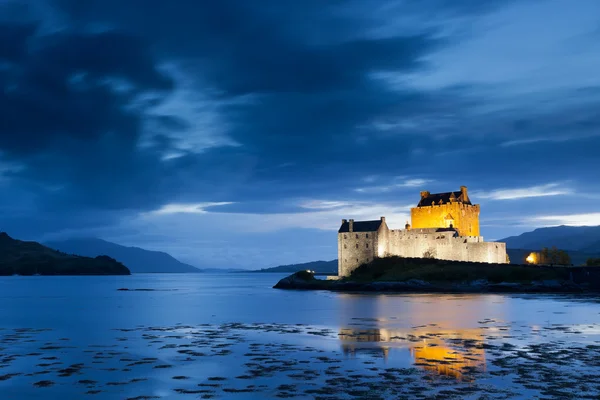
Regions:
[[499, 225, 600, 252], [255, 260, 337, 273], [0, 232, 130, 276], [45, 238, 201, 273]]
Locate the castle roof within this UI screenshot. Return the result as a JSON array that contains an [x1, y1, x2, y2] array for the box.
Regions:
[[338, 219, 382, 233], [417, 191, 472, 207]]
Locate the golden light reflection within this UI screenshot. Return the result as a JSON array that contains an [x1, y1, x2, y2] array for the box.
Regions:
[[339, 327, 486, 381], [526, 252, 538, 264]]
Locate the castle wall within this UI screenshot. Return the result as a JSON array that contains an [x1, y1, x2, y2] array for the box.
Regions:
[[411, 203, 480, 237], [338, 231, 377, 277], [338, 228, 507, 277], [384, 230, 506, 266]]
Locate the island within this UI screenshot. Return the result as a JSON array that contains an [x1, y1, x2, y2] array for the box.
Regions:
[[273, 256, 600, 293], [0, 232, 131, 276]]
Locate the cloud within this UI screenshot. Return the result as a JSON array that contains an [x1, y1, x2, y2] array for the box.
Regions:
[[147, 202, 235, 215], [528, 213, 600, 227], [142, 199, 412, 232], [474, 183, 572, 201], [355, 178, 432, 193]]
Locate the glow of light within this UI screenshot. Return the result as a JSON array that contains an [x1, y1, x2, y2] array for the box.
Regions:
[[526, 253, 535, 264]]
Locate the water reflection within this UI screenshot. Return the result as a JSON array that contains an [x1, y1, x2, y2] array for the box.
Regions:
[[338, 327, 486, 381]]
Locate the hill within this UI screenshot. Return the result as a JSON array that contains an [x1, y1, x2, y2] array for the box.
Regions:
[[0, 232, 130, 276], [255, 260, 337, 273], [499, 225, 600, 252], [45, 238, 201, 273]]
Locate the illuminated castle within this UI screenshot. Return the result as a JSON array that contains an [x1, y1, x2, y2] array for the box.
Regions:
[[337, 186, 507, 277]]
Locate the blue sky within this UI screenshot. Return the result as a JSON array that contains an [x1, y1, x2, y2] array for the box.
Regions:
[[1, 0, 599, 269]]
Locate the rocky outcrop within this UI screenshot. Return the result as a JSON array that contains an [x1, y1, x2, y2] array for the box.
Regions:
[[273, 273, 594, 293], [0, 232, 131, 276]]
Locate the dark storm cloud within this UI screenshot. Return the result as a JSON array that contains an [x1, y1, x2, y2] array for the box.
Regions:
[[0, 0, 465, 219], [1, 0, 599, 246], [0, 20, 186, 217], [0, 26, 172, 155]]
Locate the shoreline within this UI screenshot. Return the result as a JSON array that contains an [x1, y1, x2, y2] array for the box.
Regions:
[[273, 273, 599, 294]]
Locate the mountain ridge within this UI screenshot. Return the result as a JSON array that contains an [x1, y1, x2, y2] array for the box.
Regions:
[[498, 225, 600, 253], [45, 238, 201, 273], [0, 232, 130, 275]]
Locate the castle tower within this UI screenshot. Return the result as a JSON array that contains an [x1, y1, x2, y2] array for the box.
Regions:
[[410, 186, 480, 236]]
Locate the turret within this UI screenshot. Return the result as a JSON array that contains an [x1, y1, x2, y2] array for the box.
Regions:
[[349, 219, 354, 232], [420, 191, 430, 199], [460, 186, 469, 202]]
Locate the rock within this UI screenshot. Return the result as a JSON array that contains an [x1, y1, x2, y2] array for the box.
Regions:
[[469, 279, 489, 287], [273, 271, 320, 289], [406, 279, 430, 286], [541, 279, 562, 288]]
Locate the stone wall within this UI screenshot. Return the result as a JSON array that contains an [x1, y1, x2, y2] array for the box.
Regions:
[[337, 231, 377, 277], [411, 202, 480, 237], [338, 226, 507, 277], [383, 231, 506, 265]]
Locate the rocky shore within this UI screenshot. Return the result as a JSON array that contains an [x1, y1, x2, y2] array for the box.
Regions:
[[274, 270, 598, 293]]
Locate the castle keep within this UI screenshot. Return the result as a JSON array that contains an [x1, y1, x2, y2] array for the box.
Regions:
[[337, 186, 507, 277]]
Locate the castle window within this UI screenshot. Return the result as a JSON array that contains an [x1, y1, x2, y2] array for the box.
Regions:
[[366, 243, 369, 248], [344, 234, 347, 239], [355, 234, 359, 239], [356, 243, 359, 249], [356, 259, 359, 262], [366, 234, 369, 238], [344, 244, 347, 249]]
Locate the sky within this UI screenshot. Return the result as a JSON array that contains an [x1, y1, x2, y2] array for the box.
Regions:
[[1, 0, 600, 269]]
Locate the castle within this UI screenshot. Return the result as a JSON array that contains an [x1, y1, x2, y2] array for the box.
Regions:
[[337, 186, 507, 277]]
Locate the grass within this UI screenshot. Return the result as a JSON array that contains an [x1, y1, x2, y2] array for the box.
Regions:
[[346, 256, 571, 284]]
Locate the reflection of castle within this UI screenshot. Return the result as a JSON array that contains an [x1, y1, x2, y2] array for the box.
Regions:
[[337, 186, 507, 277], [339, 328, 486, 381]]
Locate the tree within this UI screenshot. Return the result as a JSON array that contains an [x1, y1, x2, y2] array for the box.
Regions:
[[540, 247, 550, 264], [539, 246, 570, 266], [422, 248, 436, 259], [586, 258, 600, 266]]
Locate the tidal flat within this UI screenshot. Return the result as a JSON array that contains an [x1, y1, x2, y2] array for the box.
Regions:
[[1, 273, 599, 399]]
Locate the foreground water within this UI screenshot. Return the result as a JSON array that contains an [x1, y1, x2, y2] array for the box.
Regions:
[[1, 273, 599, 399]]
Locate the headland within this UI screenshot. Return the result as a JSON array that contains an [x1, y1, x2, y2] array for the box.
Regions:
[[274, 256, 600, 293]]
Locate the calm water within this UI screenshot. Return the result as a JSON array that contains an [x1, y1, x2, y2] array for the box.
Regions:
[[1, 273, 599, 399]]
